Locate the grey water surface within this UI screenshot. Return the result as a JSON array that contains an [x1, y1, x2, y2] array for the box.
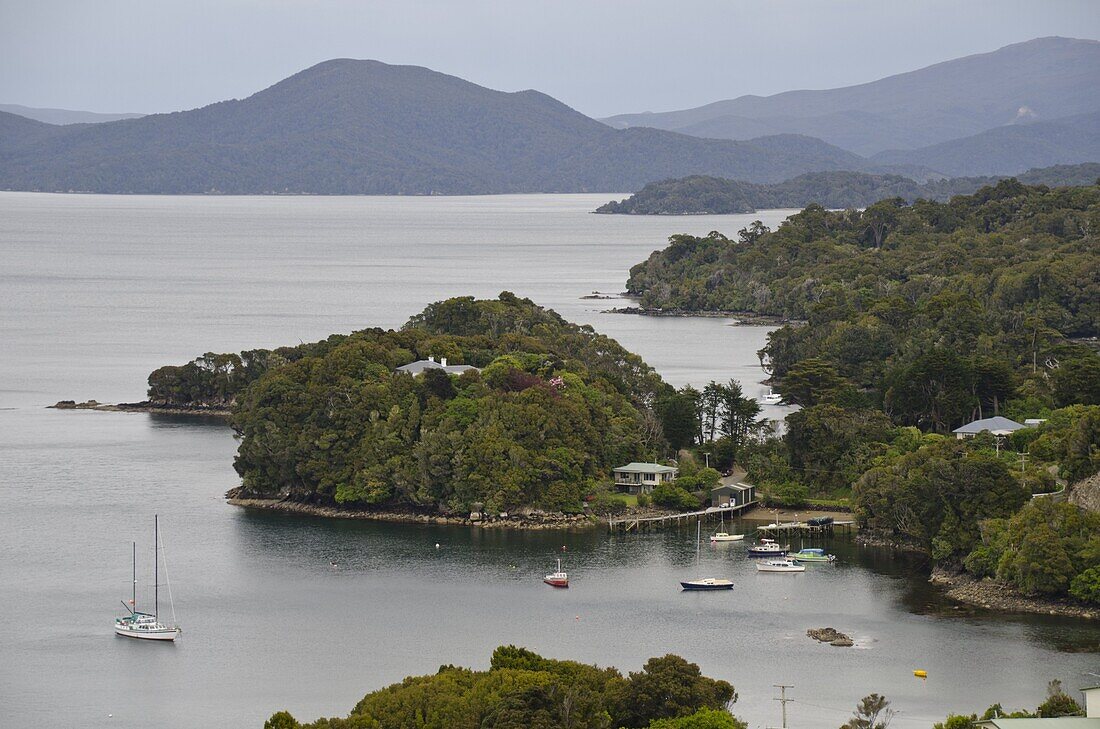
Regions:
[[0, 193, 1095, 728]]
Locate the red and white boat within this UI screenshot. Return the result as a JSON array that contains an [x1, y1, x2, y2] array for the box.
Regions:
[[543, 558, 569, 588]]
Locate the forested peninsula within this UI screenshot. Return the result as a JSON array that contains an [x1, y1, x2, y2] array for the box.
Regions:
[[146, 294, 679, 518], [595, 164, 1100, 215], [625, 180, 1100, 612]]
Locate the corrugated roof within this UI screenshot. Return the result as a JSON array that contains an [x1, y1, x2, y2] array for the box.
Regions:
[[613, 462, 678, 473], [953, 416, 1027, 434], [976, 719, 1099, 729]]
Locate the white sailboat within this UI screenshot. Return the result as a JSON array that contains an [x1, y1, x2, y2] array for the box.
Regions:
[[681, 520, 733, 591], [709, 513, 744, 542], [115, 515, 181, 641]]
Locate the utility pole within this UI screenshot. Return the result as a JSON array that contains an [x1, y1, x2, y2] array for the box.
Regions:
[[773, 684, 794, 729], [1017, 451, 1028, 475]]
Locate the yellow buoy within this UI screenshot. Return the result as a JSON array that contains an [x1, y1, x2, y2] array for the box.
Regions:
[[913, 670, 927, 679]]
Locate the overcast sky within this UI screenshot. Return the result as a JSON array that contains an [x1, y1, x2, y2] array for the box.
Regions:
[[2, 0, 1098, 119]]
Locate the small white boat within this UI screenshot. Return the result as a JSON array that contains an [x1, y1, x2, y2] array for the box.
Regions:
[[543, 558, 568, 588], [709, 514, 744, 542], [762, 389, 783, 405], [115, 515, 181, 641], [756, 559, 805, 573]]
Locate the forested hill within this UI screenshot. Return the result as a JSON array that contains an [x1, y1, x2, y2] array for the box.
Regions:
[[0, 59, 869, 194], [147, 293, 674, 514], [595, 164, 1100, 214]]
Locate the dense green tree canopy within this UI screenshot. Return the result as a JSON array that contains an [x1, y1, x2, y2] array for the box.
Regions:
[[151, 294, 678, 514], [266, 647, 740, 729], [627, 181, 1100, 433]]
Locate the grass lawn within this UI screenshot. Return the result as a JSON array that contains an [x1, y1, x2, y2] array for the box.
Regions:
[[617, 493, 638, 508]]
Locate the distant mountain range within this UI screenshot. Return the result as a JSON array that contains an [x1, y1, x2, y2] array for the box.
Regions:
[[0, 104, 145, 125], [0, 60, 869, 195], [595, 164, 1100, 215], [602, 37, 1100, 157], [870, 111, 1100, 177], [1, 37, 1097, 195]]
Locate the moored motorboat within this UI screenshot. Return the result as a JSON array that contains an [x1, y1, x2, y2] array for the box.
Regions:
[[747, 538, 789, 557], [793, 548, 836, 563], [543, 558, 569, 588], [709, 532, 744, 542], [680, 577, 734, 591], [756, 559, 805, 573], [762, 389, 783, 405]]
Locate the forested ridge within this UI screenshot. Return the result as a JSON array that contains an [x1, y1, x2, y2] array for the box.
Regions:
[[149, 294, 673, 514], [627, 180, 1100, 604], [595, 164, 1100, 215]]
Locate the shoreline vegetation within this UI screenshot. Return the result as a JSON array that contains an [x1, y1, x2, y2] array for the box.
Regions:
[[594, 164, 1100, 216], [48, 399, 231, 417], [602, 306, 795, 326], [930, 566, 1099, 621], [625, 180, 1100, 619]]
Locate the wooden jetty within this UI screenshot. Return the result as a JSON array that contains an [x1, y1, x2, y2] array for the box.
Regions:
[[607, 501, 757, 533], [756, 520, 855, 538]]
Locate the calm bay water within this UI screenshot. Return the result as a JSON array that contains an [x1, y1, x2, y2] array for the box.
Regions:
[[0, 193, 1096, 728]]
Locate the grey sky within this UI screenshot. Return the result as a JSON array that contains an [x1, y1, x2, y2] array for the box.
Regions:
[[1, 0, 1098, 119]]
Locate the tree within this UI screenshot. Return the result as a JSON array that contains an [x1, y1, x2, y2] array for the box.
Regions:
[[778, 358, 846, 408], [842, 693, 895, 729], [611, 655, 735, 728], [264, 712, 301, 729], [649, 708, 747, 729], [1070, 566, 1100, 603], [1037, 680, 1083, 717]]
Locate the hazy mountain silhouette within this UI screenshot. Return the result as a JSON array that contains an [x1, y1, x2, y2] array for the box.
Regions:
[[0, 104, 145, 125], [0, 60, 867, 194], [602, 37, 1100, 156]]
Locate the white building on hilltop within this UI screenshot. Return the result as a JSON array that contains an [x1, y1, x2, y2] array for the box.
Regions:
[[395, 356, 479, 377]]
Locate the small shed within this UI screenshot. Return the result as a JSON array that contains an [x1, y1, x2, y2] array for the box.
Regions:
[[710, 482, 756, 508], [952, 416, 1027, 440], [613, 462, 678, 494]]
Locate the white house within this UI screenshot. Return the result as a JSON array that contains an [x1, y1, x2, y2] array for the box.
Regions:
[[395, 356, 479, 377], [613, 462, 678, 495], [952, 416, 1027, 440], [975, 685, 1099, 728]]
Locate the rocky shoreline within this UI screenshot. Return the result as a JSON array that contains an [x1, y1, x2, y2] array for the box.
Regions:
[[854, 530, 929, 555], [602, 306, 791, 325], [226, 491, 600, 530], [49, 399, 231, 418], [930, 567, 1098, 620]]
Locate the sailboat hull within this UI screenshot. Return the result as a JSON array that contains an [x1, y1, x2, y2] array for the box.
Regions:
[[114, 624, 180, 641]]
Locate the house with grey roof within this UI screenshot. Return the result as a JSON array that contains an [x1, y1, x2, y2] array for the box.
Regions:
[[613, 462, 678, 495], [952, 416, 1027, 439], [975, 684, 1099, 728], [395, 356, 479, 377]]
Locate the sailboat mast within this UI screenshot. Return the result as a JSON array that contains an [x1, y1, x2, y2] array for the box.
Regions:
[[154, 514, 159, 621], [132, 541, 137, 612]]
